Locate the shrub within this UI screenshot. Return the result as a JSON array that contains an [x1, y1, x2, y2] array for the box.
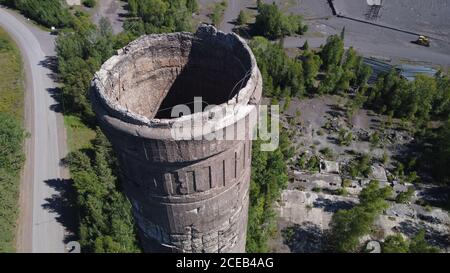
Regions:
[[209, 1, 228, 26], [319, 147, 335, 160], [82, 0, 96, 8], [254, 3, 305, 39], [383, 231, 439, 253], [369, 131, 380, 148], [337, 128, 353, 146], [395, 186, 415, 204], [0, 113, 25, 252], [237, 10, 250, 26], [330, 180, 392, 252], [342, 179, 352, 188], [13, 0, 73, 28], [409, 230, 439, 253], [382, 233, 409, 253], [348, 153, 372, 178]]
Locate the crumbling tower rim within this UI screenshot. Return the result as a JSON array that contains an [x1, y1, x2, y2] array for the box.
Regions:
[[91, 24, 262, 137]]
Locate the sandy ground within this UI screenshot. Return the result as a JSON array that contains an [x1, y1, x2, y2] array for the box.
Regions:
[[0, 8, 72, 253]]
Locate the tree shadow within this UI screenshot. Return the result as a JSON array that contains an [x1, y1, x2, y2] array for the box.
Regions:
[[313, 197, 355, 213], [41, 178, 79, 244], [233, 25, 255, 40], [38, 55, 59, 83], [281, 222, 330, 253], [417, 185, 450, 209], [47, 87, 64, 113], [394, 220, 450, 249]]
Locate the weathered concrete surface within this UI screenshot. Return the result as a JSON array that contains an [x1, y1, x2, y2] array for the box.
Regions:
[[65, 0, 81, 6], [91, 25, 262, 252]]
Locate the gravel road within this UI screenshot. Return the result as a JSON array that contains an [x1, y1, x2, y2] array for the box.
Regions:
[[0, 8, 70, 253]]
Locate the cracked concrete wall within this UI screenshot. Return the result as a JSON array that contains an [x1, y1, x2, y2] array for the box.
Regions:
[[91, 25, 262, 253]]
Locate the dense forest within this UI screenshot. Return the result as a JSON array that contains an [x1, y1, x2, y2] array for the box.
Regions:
[[125, 0, 195, 35], [0, 0, 73, 28]]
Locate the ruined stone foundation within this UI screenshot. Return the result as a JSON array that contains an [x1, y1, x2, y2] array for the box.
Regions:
[[90, 25, 262, 252]]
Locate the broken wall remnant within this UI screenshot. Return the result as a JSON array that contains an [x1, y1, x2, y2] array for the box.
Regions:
[[90, 25, 262, 252]]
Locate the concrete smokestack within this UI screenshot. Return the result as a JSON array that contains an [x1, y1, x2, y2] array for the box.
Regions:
[[91, 25, 262, 252]]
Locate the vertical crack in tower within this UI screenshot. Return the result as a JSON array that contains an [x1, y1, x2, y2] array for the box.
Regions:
[[90, 25, 262, 253]]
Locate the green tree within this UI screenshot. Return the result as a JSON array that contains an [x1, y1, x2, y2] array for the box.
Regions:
[[428, 119, 450, 185], [302, 40, 309, 50], [186, 0, 198, 13], [246, 136, 290, 252], [0, 113, 25, 171], [250, 37, 305, 99], [56, 14, 118, 121], [369, 131, 380, 148], [0, 113, 25, 252], [395, 186, 415, 203], [209, 1, 228, 26], [348, 153, 372, 178], [382, 233, 409, 253], [237, 10, 250, 26], [433, 74, 450, 118], [317, 65, 342, 94], [302, 50, 322, 91], [337, 128, 353, 146], [340, 26, 345, 40], [383, 231, 439, 253], [82, 0, 96, 8], [355, 62, 372, 90], [254, 3, 304, 39], [69, 130, 140, 253], [409, 230, 439, 253], [320, 35, 344, 71], [12, 0, 74, 28], [124, 0, 193, 35], [55, 13, 140, 252], [330, 180, 392, 252], [365, 70, 441, 127]]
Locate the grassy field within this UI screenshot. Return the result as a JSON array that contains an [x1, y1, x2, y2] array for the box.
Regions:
[[0, 26, 25, 252], [0, 27, 24, 120], [64, 115, 96, 152]]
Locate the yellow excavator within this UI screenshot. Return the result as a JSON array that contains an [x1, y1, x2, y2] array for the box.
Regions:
[[414, 35, 430, 47]]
